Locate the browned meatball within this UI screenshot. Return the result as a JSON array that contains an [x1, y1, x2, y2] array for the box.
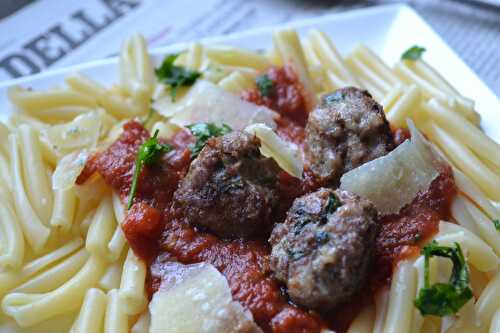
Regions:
[[304, 87, 394, 186], [269, 188, 378, 311], [173, 130, 281, 239]]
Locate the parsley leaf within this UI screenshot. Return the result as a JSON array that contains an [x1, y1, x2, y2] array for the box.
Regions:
[[256, 74, 274, 97], [186, 123, 232, 158], [493, 219, 500, 231], [414, 241, 473, 317], [401, 45, 426, 61], [325, 192, 342, 214], [127, 130, 172, 209], [155, 54, 201, 101]]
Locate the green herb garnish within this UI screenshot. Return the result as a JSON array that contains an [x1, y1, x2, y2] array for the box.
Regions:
[[401, 45, 426, 61], [155, 54, 201, 101], [293, 215, 311, 235], [127, 130, 172, 209], [315, 231, 329, 244], [325, 193, 342, 214], [324, 91, 344, 104], [493, 219, 500, 231], [256, 74, 274, 97], [414, 241, 473, 317], [287, 248, 306, 261], [186, 123, 232, 158]]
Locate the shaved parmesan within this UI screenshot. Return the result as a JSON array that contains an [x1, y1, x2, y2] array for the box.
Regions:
[[340, 121, 441, 215], [44, 112, 102, 154], [149, 263, 261, 333], [154, 80, 278, 130], [52, 150, 88, 190], [245, 123, 303, 178]]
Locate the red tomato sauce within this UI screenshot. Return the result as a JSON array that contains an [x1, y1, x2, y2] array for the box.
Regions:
[[241, 66, 308, 126], [371, 166, 456, 290], [77, 67, 457, 333], [79, 120, 323, 333]]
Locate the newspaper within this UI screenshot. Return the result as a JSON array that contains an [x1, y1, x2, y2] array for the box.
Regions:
[[0, 0, 498, 96], [0, 0, 338, 81]]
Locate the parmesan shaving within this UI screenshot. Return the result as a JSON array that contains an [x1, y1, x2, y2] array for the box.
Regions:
[[149, 263, 262, 333], [245, 123, 303, 178], [154, 80, 278, 130], [52, 150, 88, 191], [44, 112, 102, 154], [340, 120, 441, 215]]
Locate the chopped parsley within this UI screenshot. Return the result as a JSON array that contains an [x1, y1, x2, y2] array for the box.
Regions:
[[414, 241, 473, 317], [324, 91, 344, 104], [256, 74, 274, 97], [401, 45, 426, 61], [493, 219, 500, 231], [287, 248, 306, 261], [220, 175, 245, 193], [293, 215, 311, 235], [127, 130, 172, 209], [315, 231, 329, 244], [325, 193, 342, 214], [155, 54, 201, 101], [186, 123, 232, 158]]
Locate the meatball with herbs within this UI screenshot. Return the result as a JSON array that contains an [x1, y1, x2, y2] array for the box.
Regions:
[[304, 87, 394, 186], [269, 188, 378, 311], [173, 130, 281, 239]]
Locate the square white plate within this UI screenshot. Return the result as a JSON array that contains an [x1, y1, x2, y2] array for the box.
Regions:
[[1, 4, 498, 142]]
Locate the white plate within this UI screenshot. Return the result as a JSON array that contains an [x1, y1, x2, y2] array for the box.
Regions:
[[1, 4, 498, 142]]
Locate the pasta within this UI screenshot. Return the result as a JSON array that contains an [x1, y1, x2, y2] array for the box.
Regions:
[[0, 192, 24, 270], [104, 289, 129, 333], [70, 288, 107, 333], [118, 249, 147, 315], [381, 260, 417, 333], [0, 25, 498, 333], [8, 132, 51, 252], [85, 194, 118, 260], [1, 255, 105, 327]]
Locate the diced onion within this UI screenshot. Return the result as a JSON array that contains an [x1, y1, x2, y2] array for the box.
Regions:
[[340, 120, 441, 215], [149, 262, 262, 333], [154, 80, 278, 130], [245, 123, 303, 178]]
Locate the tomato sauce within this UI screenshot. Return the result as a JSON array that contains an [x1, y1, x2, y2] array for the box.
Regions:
[[80, 120, 323, 333], [77, 66, 457, 333], [242, 66, 308, 126], [371, 166, 456, 289]]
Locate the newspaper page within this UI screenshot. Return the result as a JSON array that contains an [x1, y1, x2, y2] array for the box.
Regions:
[[0, 0, 338, 81], [1, 0, 498, 96]]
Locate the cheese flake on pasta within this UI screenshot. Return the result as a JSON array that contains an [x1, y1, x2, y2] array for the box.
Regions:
[[245, 123, 303, 178], [44, 112, 102, 154], [340, 121, 440, 214], [149, 262, 262, 333], [154, 80, 278, 130], [52, 150, 88, 191]]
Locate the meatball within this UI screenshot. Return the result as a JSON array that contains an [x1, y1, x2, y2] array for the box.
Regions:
[[173, 130, 281, 239], [269, 188, 378, 311], [304, 87, 394, 186]]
